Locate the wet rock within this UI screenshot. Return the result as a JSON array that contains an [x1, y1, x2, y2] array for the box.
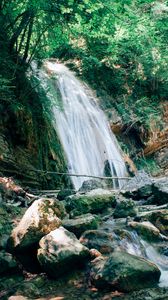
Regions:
[[128, 221, 161, 242], [63, 213, 99, 238], [37, 227, 90, 278], [148, 209, 168, 236], [80, 230, 116, 254], [113, 199, 137, 218], [0, 250, 19, 274], [8, 198, 65, 251], [152, 178, 168, 205], [57, 189, 76, 201], [64, 191, 116, 217], [79, 180, 105, 192], [90, 250, 161, 292]]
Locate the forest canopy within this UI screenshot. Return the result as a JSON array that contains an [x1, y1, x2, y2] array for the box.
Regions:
[[0, 0, 168, 127]]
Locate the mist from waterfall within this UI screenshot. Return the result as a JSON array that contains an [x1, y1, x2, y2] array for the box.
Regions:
[[30, 61, 127, 190]]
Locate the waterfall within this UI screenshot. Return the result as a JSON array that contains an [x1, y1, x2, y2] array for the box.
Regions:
[[30, 61, 127, 190]]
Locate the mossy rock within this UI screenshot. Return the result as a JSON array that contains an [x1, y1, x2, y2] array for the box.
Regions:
[[113, 199, 137, 218], [63, 213, 100, 238], [64, 193, 116, 217], [148, 210, 168, 236], [90, 251, 161, 292], [128, 221, 161, 242]]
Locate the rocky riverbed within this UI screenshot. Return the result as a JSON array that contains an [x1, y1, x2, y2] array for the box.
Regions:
[[1, 172, 168, 300]]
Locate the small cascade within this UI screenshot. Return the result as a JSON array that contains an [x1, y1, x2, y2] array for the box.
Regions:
[[30, 61, 127, 190], [102, 218, 168, 288]]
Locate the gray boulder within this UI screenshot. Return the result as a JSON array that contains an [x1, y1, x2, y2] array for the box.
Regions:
[[37, 227, 90, 278], [152, 178, 168, 204], [122, 171, 153, 199], [8, 198, 65, 251], [79, 179, 105, 192], [90, 250, 161, 292]]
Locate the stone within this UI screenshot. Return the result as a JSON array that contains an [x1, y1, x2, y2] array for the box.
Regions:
[[37, 227, 90, 278], [155, 148, 168, 169], [122, 171, 153, 200], [148, 209, 168, 236], [0, 250, 18, 274], [79, 180, 105, 192], [152, 178, 168, 205], [64, 190, 116, 217], [113, 199, 137, 218], [128, 221, 161, 241], [90, 250, 161, 292], [80, 230, 116, 254], [63, 213, 99, 238], [57, 189, 76, 201], [8, 198, 65, 251]]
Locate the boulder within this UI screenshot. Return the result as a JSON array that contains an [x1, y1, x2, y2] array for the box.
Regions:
[[8, 198, 65, 251], [80, 230, 116, 254], [63, 213, 99, 238], [90, 250, 161, 292], [0, 250, 19, 274], [122, 171, 153, 200], [57, 189, 76, 201], [128, 221, 162, 241], [113, 199, 137, 218], [152, 178, 168, 205], [37, 227, 90, 278], [64, 190, 116, 217], [79, 180, 105, 192], [148, 209, 168, 236]]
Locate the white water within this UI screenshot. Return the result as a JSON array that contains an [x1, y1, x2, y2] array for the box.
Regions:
[[30, 61, 127, 190]]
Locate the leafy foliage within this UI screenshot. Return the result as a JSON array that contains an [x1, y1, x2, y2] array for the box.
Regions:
[[0, 0, 167, 128]]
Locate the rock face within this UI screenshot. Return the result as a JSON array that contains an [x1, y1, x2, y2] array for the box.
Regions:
[[113, 199, 137, 218], [64, 191, 116, 217], [90, 251, 161, 292], [37, 227, 90, 278], [8, 198, 65, 251], [63, 213, 99, 238], [0, 250, 18, 274]]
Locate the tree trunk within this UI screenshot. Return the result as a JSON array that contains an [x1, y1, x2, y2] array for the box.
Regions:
[[9, 10, 31, 53], [22, 17, 34, 63]]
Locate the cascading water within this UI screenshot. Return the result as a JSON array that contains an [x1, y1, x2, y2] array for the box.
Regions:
[[101, 217, 168, 288], [30, 61, 127, 190]]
